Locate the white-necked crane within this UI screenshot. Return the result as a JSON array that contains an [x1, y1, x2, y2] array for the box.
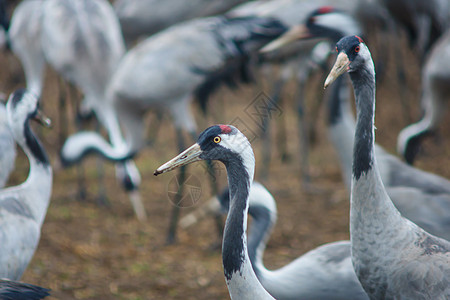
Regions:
[[154, 125, 278, 299], [39, 0, 147, 219], [0, 101, 16, 188], [397, 29, 450, 165], [0, 279, 50, 300], [324, 35, 449, 298], [61, 14, 287, 242], [114, 0, 252, 46], [0, 89, 52, 280], [212, 181, 369, 299]]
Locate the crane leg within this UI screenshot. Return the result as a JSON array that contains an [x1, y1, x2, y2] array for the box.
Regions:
[[295, 71, 311, 186], [260, 76, 286, 181], [166, 128, 188, 245], [58, 77, 68, 150], [94, 119, 108, 206]]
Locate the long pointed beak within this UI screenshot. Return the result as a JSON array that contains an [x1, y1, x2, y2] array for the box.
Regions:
[[34, 108, 52, 128], [260, 24, 310, 53], [324, 52, 350, 89], [154, 143, 202, 176]]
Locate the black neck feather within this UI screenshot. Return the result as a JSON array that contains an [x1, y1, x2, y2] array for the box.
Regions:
[[350, 67, 375, 180], [222, 154, 251, 281], [24, 114, 49, 166]]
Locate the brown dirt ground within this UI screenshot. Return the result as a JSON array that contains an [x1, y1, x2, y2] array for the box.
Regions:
[[0, 25, 449, 300]]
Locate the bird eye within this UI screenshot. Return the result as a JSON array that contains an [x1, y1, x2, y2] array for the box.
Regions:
[[213, 136, 221, 143], [355, 46, 360, 53]]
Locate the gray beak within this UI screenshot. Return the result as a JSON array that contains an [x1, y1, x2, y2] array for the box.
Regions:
[[324, 52, 350, 89], [260, 24, 310, 53], [154, 143, 202, 176]]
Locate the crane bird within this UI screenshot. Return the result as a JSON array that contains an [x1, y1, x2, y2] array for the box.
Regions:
[[154, 125, 369, 299], [0, 101, 16, 188], [40, 0, 146, 219], [61, 15, 287, 241], [397, 29, 450, 165], [0, 279, 50, 300], [264, 6, 450, 239], [154, 125, 281, 299], [0, 89, 52, 280], [324, 35, 450, 298], [114, 0, 251, 46]]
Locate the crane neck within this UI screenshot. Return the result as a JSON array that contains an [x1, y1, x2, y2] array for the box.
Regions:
[[16, 118, 52, 226], [221, 147, 274, 299], [350, 64, 376, 181], [247, 205, 276, 278], [349, 54, 405, 236]]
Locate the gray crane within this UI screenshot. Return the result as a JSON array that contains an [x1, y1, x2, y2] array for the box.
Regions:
[[114, 0, 252, 46], [61, 14, 287, 242], [39, 0, 146, 219], [0, 101, 16, 188], [397, 29, 450, 164], [214, 182, 368, 299], [325, 35, 449, 299], [154, 125, 279, 299], [0, 89, 52, 280], [0, 279, 50, 300]]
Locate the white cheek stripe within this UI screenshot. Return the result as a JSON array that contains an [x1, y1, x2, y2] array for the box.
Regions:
[[220, 133, 255, 182]]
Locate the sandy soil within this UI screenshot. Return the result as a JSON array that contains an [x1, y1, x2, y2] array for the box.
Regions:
[[0, 23, 449, 300]]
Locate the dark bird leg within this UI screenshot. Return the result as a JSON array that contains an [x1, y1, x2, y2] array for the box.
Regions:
[[94, 119, 108, 206], [260, 73, 286, 181], [166, 128, 188, 245], [294, 62, 312, 187]]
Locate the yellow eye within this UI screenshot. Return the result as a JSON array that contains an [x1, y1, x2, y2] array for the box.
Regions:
[[213, 136, 221, 143]]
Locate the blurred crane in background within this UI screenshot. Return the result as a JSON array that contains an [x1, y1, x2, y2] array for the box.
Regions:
[[113, 0, 252, 47], [39, 0, 147, 219], [397, 29, 450, 165]]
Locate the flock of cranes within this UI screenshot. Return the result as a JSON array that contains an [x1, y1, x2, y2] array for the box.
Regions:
[[0, 0, 449, 298]]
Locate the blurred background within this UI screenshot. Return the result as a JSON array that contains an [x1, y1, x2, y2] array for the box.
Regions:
[[0, 0, 449, 299]]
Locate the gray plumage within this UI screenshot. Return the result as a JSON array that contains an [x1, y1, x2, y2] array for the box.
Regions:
[[0, 279, 50, 300], [326, 35, 449, 299], [114, 0, 251, 46], [397, 29, 450, 164], [0, 89, 52, 280], [218, 182, 368, 300], [41, 0, 125, 116], [0, 102, 15, 188], [8, 0, 46, 96], [41, 0, 146, 219]]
